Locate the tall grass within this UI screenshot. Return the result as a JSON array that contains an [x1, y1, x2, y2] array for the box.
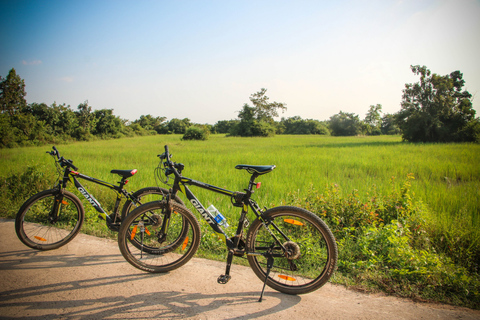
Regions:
[[2, 134, 477, 226]]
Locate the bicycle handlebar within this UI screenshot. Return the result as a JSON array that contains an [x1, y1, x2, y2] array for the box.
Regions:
[[47, 146, 78, 171], [162, 145, 183, 178]]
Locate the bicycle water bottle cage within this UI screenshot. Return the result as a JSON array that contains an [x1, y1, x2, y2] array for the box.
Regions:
[[235, 165, 276, 175], [110, 169, 138, 178]]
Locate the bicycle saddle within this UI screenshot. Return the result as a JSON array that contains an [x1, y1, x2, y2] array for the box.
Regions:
[[111, 169, 138, 178], [235, 165, 276, 175]]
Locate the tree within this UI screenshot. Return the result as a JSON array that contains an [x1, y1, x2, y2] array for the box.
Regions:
[[93, 109, 123, 137], [182, 125, 210, 140], [279, 116, 329, 135], [381, 113, 401, 135], [133, 114, 167, 133], [0, 68, 27, 117], [231, 88, 286, 137], [396, 65, 479, 142], [249, 88, 287, 121], [213, 120, 239, 134], [329, 111, 362, 136], [364, 104, 382, 135], [75, 101, 97, 140], [163, 118, 191, 134]]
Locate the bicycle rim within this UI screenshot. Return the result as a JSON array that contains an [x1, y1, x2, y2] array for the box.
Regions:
[[246, 206, 337, 295], [16, 190, 84, 250], [119, 201, 201, 273]]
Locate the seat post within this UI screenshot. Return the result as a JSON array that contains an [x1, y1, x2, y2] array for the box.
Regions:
[[247, 173, 259, 193]]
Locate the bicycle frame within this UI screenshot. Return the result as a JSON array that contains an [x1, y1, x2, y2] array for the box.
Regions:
[[57, 165, 131, 225], [169, 171, 286, 255]]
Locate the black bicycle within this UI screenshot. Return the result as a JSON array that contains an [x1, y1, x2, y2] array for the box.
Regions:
[[15, 146, 182, 251], [118, 145, 338, 301]]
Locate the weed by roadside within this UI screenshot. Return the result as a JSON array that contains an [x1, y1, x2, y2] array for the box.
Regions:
[[285, 174, 480, 309]]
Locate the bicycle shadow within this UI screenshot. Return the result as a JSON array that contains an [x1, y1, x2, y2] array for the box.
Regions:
[[0, 272, 301, 319], [0, 249, 125, 270]]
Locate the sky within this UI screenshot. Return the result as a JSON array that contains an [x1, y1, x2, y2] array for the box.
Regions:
[[1, 0, 479, 124]]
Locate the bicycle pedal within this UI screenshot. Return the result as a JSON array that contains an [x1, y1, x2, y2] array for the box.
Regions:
[[217, 275, 231, 284]]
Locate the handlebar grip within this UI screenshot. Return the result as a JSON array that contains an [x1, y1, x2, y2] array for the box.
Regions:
[[52, 146, 61, 159], [164, 145, 172, 165], [66, 160, 78, 171], [164, 145, 169, 158]]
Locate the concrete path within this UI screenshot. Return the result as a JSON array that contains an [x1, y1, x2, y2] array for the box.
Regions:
[[1, 218, 479, 319]]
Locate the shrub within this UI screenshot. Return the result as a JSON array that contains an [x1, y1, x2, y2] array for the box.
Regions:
[[285, 174, 480, 308], [182, 126, 210, 141], [0, 166, 52, 218]]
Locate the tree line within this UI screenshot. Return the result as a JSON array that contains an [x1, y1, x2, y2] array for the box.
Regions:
[[1, 65, 479, 148]]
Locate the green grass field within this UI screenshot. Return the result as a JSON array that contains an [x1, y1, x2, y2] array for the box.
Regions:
[[1, 134, 478, 227], [1, 134, 479, 308]]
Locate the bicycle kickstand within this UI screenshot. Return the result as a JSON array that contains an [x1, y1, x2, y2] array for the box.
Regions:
[[258, 254, 274, 302]]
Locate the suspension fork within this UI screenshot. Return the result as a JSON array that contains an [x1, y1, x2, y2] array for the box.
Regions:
[[49, 169, 71, 223]]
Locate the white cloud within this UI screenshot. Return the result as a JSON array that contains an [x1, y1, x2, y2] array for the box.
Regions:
[[60, 76, 74, 83], [21, 60, 42, 65]]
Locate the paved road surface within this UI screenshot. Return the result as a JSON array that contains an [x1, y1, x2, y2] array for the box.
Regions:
[[0, 218, 479, 319]]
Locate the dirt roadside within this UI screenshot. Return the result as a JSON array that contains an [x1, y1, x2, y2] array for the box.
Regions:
[[0, 218, 479, 320]]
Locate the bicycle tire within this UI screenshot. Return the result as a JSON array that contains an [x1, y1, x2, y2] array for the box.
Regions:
[[121, 187, 184, 220], [246, 206, 337, 295], [118, 200, 201, 273], [121, 187, 186, 253], [15, 189, 84, 251]]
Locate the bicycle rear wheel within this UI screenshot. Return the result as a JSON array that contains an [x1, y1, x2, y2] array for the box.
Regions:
[[15, 189, 84, 250], [118, 201, 201, 273], [246, 206, 337, 295]]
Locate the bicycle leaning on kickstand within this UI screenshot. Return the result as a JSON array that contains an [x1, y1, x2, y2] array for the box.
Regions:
[[15, 146, 181, 251], [117, 145, 338, 302]]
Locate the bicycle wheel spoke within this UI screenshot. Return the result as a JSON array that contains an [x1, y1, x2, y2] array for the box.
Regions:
[[247, 206, 337, 295], [118, 201, 200, 273], [16, 190, 84, 250]]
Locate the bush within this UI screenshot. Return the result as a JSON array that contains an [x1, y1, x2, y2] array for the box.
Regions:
[[0, 166, 52, 218], [182, 126, 210, 140], [285, 174, 480, 308]]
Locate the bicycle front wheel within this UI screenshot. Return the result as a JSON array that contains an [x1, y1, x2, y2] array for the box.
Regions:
[[118, 201, 201, 273], [121, 187, 184, 221], [246, 206, 337, 295], [15, 189, 84, 250]]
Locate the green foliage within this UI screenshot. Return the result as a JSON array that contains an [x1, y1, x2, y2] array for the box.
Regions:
[[278, 116, 329, 135], [131, 114, 167, 133], [0, 68, 27, 117], [182, 126, 210, 140], [329, 111, 362, 136], [363, 104, 383, 135], [93, 109, 124, 138], [286, 174, 480, 308], [213, 120, 239, 134], [397, 65, 479, 143], [231, 88, 286, 137], [0, 166, 52, 218], [161, 118, 192, 134], [381, 113, 401, 135]]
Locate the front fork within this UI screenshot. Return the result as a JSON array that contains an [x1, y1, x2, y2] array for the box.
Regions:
[[49, 189, 65, 224]]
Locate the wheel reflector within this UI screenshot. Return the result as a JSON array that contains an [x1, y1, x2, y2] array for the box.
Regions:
[[61, 200, 68, 205], [34, 236, 47, 242], [130, 226, 138, 240], [145, 228, 151, 235], [284, 219, 303, 226], [182, 237, 189, 250], [278, 274, 296, 281]]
